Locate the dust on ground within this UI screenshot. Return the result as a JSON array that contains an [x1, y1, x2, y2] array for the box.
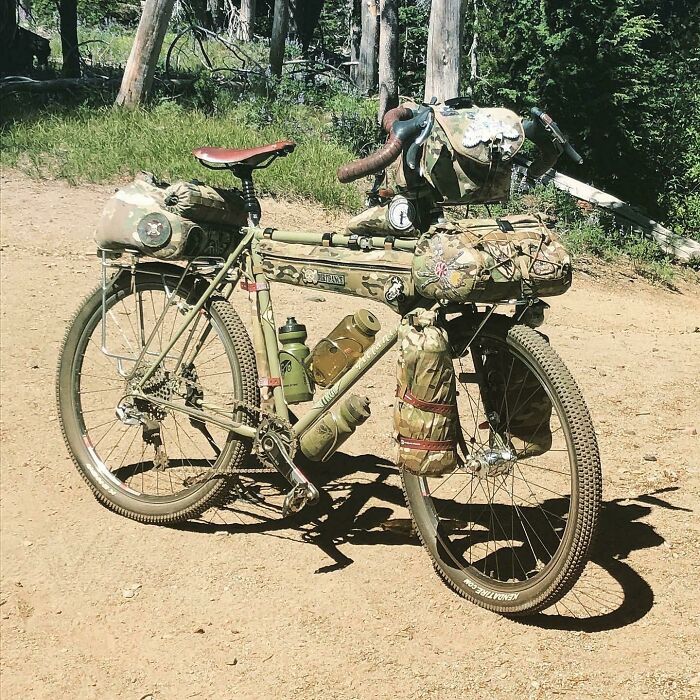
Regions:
[[1, 170, 699, 699]]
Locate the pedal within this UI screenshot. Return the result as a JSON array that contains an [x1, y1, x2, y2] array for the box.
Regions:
[[282, 482, 320, 517], [256, 421, 320, 515]]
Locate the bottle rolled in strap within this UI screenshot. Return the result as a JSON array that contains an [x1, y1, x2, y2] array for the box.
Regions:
[[393, 310, 458, 476]]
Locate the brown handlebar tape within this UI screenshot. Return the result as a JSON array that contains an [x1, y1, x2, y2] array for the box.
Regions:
[[336, 105, 416, 184]]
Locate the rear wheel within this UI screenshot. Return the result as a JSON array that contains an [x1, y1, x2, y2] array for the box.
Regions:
[[56, 267, 259, 524], [402, 320, 601, 615]]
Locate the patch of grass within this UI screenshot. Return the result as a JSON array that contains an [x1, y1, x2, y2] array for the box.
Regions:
[[1, 99, 364, 211]]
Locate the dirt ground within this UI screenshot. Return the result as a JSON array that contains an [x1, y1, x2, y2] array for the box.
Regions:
[[1, 170, 699, 700]]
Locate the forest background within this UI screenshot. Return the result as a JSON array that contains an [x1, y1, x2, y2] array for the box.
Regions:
[[1, 0, 699, 270]]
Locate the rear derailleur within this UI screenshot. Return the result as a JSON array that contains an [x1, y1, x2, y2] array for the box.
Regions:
[[253, 417, 319, 516]]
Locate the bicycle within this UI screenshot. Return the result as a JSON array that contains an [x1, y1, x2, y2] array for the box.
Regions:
[[57, 100, 601, 616]]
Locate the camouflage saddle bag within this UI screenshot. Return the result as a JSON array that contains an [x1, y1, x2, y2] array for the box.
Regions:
[[412, 215, 572, 304], [394, 311, 458, 476], [95, 172, 246, 260], [481, 343, 553, 457]]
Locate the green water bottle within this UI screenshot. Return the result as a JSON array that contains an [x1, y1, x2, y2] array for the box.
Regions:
[[278, 317, 314, 404]]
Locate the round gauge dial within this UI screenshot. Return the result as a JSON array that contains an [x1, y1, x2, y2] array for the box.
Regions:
[[388, 196, 416, 231]]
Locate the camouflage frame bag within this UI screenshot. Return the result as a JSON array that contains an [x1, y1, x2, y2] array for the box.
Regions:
[[394, 311, 458, 476], [95, 172, 245, 260], [412, 215, 572, 303], [256, 238, 415, 310], [421, 104, 525, 204]]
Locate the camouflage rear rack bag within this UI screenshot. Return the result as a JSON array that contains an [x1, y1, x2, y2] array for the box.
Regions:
[[412, 215, 572, 303], [421, 104, 525, 204], [95, 172, 245, 260], [163, 181, 246, 229], [394, 311, 458, 476]]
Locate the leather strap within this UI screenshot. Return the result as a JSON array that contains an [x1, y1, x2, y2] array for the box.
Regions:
[[397, 387, 457, 416], [398, 436, 455, 451]]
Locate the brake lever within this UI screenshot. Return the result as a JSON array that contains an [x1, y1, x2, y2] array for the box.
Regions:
[[530, 107, 584, 165], [406, 107, 435, 170]]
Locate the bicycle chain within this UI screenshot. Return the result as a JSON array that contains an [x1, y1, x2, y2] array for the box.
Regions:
[[174, 372, 296, 474]]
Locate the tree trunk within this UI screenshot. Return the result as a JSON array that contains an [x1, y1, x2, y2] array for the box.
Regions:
[[58, 0, 80, 78], [18, 0, 31, 24], [377, 0, 398, 124], [115, 0, 176, 108], [348, 0, 360, 84], [0, 0, 16, 75], [207, 0, 222, 30], [237, 0, 255, 41], [357, 0, 378, 94], [293, 0, 325, 54], [424, 0, 464, 102], [269, 0, 289, 78]]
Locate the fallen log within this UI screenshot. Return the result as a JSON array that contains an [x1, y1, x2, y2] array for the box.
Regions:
[[514, 160, 700, 263], [0, 76, 121, 94]]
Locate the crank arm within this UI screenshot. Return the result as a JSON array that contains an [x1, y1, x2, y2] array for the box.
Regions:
[[257, 431, 319, 515]]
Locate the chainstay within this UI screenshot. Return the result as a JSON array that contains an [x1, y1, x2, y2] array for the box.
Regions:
[[166, 372, 294, 474]]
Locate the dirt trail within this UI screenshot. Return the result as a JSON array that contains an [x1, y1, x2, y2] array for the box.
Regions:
[[1, 170, 699, 700]]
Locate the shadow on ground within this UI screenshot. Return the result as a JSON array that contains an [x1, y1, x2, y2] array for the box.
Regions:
[[178, 454, 688, 633]]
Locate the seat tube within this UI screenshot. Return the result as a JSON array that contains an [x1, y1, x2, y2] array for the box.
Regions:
[[251, 247, 289, 422]]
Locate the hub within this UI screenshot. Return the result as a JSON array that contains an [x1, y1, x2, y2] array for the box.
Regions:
[[465, 447, 516, 478]]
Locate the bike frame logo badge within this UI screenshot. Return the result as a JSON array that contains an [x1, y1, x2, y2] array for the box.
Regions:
[[384, 275, 406, 304], [302, 268, 345, 287]]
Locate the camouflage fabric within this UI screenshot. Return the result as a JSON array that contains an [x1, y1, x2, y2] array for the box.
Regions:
[[412, 215, 572, 303], [163, 181, 246, 229], [95, 173, 239, 260], [421, 104, 524, 204], [255, 238, 415, 310], [346, 203, 417, 238], [482, 345, 552, 458], [394, 310, 458, 476]]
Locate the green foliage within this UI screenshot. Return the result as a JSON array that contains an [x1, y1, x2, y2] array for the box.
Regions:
[[30, 0, 140, 28], [0, 97, 363, 210], [326, 95, 381, 156], [397, 1, 430, 97], [465, 0, 700, 241]]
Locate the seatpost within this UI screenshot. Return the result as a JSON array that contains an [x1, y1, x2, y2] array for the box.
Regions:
[[233, 165, 262, 226]]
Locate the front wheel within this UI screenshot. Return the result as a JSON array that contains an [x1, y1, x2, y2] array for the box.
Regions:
[[402, 320, 601, 615]]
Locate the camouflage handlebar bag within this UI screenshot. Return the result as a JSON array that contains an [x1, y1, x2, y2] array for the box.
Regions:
[[421, 104, 525, 204], [412, 215, 572, 304], [394, 310, 458, 476], [95, 173, 245, 260]]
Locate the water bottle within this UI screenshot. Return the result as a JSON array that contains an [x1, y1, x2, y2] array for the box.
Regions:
[[307, 310, 381, 388], [300, 394, 371, 461], [278, 317, 314, 404]]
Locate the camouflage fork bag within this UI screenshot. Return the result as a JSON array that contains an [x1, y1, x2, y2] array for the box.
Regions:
[[95, 173, 244, 260], [394, 310, 458, 476], [412, 215, 572, 304], [481, 344, 553, 458]]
